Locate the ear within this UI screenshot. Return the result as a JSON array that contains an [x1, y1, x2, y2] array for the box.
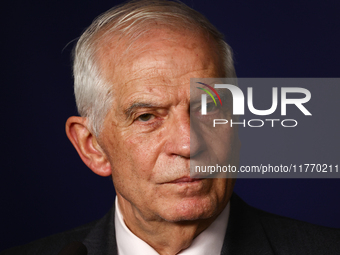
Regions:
[[65, 116, 112, 177]]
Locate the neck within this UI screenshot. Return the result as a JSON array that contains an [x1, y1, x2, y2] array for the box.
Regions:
[[116, 194, 222, 255]]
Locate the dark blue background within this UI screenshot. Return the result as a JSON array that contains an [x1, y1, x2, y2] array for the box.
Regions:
[[1, 0, 340, 251]]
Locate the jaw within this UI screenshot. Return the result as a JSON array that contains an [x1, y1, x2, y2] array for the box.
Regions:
[[115, 181, 232, 255], [116, 178, 233, 223]]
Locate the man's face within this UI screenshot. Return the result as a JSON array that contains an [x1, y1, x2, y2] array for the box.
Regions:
[[97, 28, 240, 222]]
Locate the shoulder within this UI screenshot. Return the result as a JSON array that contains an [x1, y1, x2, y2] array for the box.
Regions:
[[258, 208, 340, 254], [230, 193, 340, 255], [0, 220, 98, 255], [1, 204, 117, 255]]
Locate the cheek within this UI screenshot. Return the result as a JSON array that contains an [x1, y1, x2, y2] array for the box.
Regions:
[[210, 178, 235, 206], [206, 126, 235, 162], [127, 123, 169, 157], [108, 129, 166, 181]]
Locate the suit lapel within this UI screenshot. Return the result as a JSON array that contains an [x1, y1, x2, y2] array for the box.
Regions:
[[83, 205, 118, 255], [221, 194, 274, 255]]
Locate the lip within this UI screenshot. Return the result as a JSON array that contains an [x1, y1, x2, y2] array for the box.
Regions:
[[167, 177, 204, 184]]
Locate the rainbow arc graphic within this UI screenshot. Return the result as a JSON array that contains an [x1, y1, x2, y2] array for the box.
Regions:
[[196, 82, 222, 106]]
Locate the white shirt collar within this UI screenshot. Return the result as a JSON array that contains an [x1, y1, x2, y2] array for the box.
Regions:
[[115, 197, 230, 255]]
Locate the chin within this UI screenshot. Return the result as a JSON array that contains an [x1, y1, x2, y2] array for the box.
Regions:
[[159, 197, 218, 222]]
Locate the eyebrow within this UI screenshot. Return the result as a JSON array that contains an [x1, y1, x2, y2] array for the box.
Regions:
[[124, 102, 160, 119]]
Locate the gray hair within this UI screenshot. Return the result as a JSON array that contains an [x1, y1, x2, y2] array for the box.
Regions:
[[73, 0, 236, 136]]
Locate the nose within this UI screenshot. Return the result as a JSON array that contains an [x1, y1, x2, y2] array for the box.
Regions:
[[164, 107, 201, 158], [164, 109, 190, 158]]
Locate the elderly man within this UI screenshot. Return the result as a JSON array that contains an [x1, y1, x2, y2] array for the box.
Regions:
[[2, 0, 339, 255], [66, 0, 239, 254]]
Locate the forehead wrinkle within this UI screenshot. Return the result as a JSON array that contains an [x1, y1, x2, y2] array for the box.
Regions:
[[122, 65, 218, 88], [121, 82, 189, 109], [99, 27, 200, 81]]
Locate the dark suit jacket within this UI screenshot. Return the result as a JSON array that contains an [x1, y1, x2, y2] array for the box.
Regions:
[[2, 193, 340, 255]]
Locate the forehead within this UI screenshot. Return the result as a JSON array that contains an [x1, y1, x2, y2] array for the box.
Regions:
[[100, 26, 221, 74], [99, 27, 222, 111]]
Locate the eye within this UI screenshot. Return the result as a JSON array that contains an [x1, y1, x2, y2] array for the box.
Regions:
[[206, 102, 218, 113], [137, 113, 154, 122]]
